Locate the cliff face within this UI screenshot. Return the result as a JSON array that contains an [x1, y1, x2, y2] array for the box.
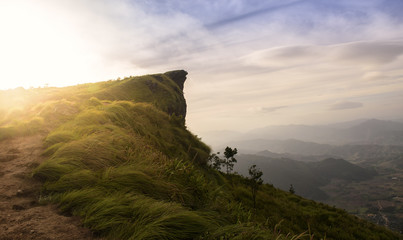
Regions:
[[148, 70, 188, 118], [164, 70, 187, 92]]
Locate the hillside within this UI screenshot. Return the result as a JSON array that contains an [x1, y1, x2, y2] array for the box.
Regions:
[[0, 71, 401, 239]]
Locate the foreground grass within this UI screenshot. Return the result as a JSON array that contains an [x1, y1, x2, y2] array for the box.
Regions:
[[1, 71, 401, 239]]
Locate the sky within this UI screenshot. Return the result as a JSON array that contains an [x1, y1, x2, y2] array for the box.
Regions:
[[1, 0, 403, 135]]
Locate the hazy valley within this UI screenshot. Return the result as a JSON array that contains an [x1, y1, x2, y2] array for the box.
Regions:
[[203, 119, 403, 232]]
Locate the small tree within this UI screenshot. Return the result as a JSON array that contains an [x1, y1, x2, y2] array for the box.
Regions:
[[208, 147, 238, 174], [248, 164, 263, 209], [208, 152, 223, 171], [289, 184, 295, 194], [223, 146, 237, 174]]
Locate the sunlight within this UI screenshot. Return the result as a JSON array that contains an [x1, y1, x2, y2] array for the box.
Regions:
[[0, 1, 98, 90]]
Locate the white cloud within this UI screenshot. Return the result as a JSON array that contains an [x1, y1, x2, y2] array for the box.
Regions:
[[242, 41, 403, 69], [242, 45, 323, 68]]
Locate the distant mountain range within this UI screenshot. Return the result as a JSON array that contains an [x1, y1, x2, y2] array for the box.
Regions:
[[227, 138, 403, 168], [201, 118, 403, 168], [234, 155, 376, 200], [247, 119, 403, 145], [202, 119, 403, 150]]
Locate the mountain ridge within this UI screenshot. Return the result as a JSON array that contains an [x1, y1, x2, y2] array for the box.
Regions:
[[0, 71, 401, 239], [202, 118, 403, 151]]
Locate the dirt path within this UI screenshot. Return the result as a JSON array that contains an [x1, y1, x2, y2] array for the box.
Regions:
[[0, 135, 95, 240], [377, 200, 390, 227]]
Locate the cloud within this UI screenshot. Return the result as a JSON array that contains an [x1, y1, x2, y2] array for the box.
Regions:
[[205, 0, 303, 29], [361, 71, 388, 81], [330, 101, 363, 110], [31, 0, 220, 73], [331, 41, 403, 65], [248, 106, 288, 114], [243, 40, 403, 69], [242, 45, 323, 68]]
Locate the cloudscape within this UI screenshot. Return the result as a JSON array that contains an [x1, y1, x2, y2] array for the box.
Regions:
[[1, 0, 402, 134]]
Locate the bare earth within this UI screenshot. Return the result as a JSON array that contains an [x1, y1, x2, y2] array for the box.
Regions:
[[0, 135, 95, 240]]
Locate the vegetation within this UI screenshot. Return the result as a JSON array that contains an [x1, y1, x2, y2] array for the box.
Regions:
[[208, 146, 238, 174], [223, 147, 238, 174], [208, 151, 223, 171], [289, 184, 296, 194], [0, 70, 401, 239], [248, 164, 263, 209]]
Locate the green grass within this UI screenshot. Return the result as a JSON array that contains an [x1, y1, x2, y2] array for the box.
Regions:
[[53, 189, 210, 240], [1, 70, 401, 239]]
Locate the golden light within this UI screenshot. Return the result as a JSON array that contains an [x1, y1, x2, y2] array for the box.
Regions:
[[0, 1, 100, 90]]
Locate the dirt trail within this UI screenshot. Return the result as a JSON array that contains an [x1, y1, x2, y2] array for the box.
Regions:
[[377, 200, 390, 227], [0, 135, 95, 240]]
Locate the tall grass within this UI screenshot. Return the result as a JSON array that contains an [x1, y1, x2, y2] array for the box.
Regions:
[[55, 189, 210, 240], [31, 77, 216, 239]]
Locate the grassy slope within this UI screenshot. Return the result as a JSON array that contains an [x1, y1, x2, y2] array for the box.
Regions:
[[0, 70, 401, 240]]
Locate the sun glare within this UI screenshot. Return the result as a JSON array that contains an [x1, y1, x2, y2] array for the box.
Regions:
[[0, 1, 98, 90]]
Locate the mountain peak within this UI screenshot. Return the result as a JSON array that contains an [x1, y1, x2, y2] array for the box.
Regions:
[[164, 70, 188, 91]]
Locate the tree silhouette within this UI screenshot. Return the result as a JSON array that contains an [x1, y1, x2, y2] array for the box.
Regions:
[[208, 147, 238, 174], [248, 164, 263, 209], [223, 146, 237, 174], [208, 152, 223, 171], [289, 184, 295, 194]]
